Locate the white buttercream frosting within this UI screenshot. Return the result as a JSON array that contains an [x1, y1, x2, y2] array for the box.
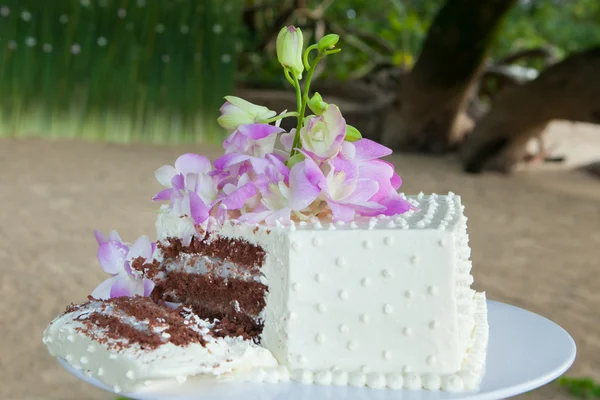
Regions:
[[207, 193, 489, 391], [43, 299, 278, 392]]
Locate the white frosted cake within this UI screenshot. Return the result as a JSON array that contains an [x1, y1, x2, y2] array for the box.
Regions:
[[152, 193, 488, 391], [43, 26, 488, 394]]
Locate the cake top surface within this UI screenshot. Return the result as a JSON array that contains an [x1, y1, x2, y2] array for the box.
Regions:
[[155, 192, 465, 239]]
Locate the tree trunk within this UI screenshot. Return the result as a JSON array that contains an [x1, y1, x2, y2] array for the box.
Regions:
[[461, 47, 600, 174], [382, 0, 517, 153]]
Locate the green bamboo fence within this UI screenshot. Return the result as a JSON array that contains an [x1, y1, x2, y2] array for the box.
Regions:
[[0, 0, 242, 144]]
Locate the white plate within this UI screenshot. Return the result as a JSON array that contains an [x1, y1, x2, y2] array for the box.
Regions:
[[57, 300, 576, 400]]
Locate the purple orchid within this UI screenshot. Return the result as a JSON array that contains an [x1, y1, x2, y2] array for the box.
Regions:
[[91, 230, 156, 299], [153, 154, 217, 226], [238, 159, 320, 225], [343, 139, 412, 216], [223, 123, 284, 157], [303, 155, 385, 221], [215, 123, 286, 177]]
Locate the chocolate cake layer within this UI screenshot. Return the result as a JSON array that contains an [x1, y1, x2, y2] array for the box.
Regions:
[[151, 271, 267, 340], [159, 235, 266, 273], [74, 296, 207, 350]]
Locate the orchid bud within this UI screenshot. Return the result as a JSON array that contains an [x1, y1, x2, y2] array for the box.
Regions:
[[345, 125, 362, 142], [317, 34, 340, 51], [217, 96, 277, 131], [276, 26, 304, 79], [307, 92, 329, 116]]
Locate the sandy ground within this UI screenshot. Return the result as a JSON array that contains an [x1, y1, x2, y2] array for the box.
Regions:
[[1, 136, 599, 400]]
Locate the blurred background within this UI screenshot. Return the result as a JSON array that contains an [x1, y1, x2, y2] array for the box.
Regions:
[[1, 0, 599, 399]]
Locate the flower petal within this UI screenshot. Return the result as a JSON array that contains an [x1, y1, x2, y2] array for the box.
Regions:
[[214, 153, 250, 170], [107, 230, 122, 243], [175, 153, 211, 175], [379, 193, 412, 216], [358, 159, 395, 202], [353, 139, 392, 161], [343, 178, 380, 203], [302, 154, 326, 186], [90, 276, 118, 300], [238, 123, 285, 141], [110, 276, 144, 298], [340, 141, 356, 159], [327, 201, 356, 222], [221, 181, 257, 210], [97, 241, 128, 274], [349, 201, 387, 214], [189, 191, 209, 225], [266, 154, 290, 181], [126, 235, 153, 262], [152, 188, 174, 201], [143, 278, 155, 296], [289, 161, 321, 211], [390, 171, 402, 190], [265, 208, 292, 225], [154, 165, 176, 187], [238, 210, 272, 224], [280, 130, 295, 151], [170, 173, 185, 191], [93, 230, 106, 245]]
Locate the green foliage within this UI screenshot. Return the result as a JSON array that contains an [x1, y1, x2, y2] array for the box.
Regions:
[[0, 0, 242, 143], [2, 0, 600, 143], [558, 377, 600, 398], [240, 0, 600, 86], [498, 0, 600, 61]]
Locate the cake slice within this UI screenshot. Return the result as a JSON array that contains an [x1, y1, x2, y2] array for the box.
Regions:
[[43, 296, 279, 393], [152, 192, 489, 390]]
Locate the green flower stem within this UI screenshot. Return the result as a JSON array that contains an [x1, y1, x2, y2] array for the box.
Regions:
[[289, 71, 304, 158], [262, 111, 299, 124], [284, 69, 296, 87], [324, 48, 341, 55], [290, 51, 324, 157], [302, 44, 319, 71]]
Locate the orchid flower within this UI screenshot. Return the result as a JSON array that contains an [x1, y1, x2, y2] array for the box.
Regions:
[[343, 139, 412, 216], [238, 159, 320, 225], [299, 155, 385, 221], [217, 96, 277, 131], [223, 123, 284, 158], [153, 154, 217, 226], [91, 231, 156, 299], [215, 124, 285, 174]]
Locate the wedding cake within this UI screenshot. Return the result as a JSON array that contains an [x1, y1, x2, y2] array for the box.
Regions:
[[43, 26, 488, 393]]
